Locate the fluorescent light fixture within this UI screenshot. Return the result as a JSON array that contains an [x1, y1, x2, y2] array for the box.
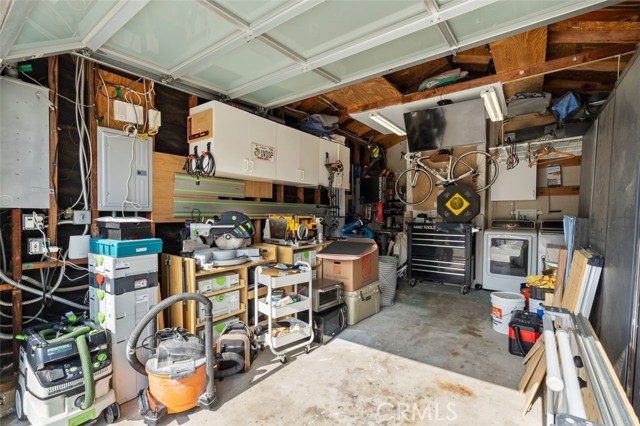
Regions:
[[480, 87, 504, 122], [369, 112, 406, 136]]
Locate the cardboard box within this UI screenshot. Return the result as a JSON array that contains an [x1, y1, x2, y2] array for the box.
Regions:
[[319, 239, 379, 292]]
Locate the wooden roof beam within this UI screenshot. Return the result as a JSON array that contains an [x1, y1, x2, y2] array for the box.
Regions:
[[348, 44, 638, 114]]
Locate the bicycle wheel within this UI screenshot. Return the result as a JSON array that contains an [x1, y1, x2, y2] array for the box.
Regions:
[[451, 151, 498, 193], [395, 167, 433, 205]]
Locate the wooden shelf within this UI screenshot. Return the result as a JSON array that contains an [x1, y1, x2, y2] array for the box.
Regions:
[[536, 185, 580, 196], [22, 257, 88, 271], [196, 304, 246, 328], [194, 258, 271, 277], [200, 283, 246, 298], [248, 286, 268, 300]]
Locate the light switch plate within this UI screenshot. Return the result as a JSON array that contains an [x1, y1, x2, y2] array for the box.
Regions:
[[73, 210, 92, 225]]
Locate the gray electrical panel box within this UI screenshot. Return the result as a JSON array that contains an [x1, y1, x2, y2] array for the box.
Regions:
[[97, 127, 153, 211], [0, 77, 51, 208]]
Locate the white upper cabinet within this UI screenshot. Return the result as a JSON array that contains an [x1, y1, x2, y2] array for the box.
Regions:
[[490, 160, 537, 201], [189, 101, 276, 182], [275, 125, 319, 187]]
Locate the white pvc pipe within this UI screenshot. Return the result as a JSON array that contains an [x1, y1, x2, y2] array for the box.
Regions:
[[543, 314, 564, 392], [557, 329, 587, 418]]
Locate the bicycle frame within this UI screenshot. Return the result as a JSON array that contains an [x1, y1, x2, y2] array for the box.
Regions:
[[410, 155, 476, 186]]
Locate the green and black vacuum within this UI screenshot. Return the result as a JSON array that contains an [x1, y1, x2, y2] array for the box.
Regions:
[[15, 315, 120, 426], [126, 293, 244, 426]]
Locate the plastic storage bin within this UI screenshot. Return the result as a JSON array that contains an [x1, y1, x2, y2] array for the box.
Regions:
[[90, 238, 162, 257]]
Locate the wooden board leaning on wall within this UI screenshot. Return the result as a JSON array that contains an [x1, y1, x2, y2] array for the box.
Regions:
[[411, 145, 482, 211]]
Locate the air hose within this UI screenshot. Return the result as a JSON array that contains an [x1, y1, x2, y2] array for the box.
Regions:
[[38, 325, 95, 409]]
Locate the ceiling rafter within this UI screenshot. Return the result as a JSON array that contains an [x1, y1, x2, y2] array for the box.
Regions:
[[348, 44, 638, 115]]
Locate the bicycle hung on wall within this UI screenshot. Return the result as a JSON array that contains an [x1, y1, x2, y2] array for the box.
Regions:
[[395, 148, 498, 206]]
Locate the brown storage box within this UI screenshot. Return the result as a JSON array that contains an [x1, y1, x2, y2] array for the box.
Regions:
[[319, 239, 379, 292]]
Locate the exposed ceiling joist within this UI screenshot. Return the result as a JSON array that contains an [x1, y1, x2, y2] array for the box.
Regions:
[[348, 44, 638, 115], [490, 27, 548, 97]]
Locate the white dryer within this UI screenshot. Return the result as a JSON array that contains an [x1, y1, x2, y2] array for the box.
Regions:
[[482, 221, 538, 292]]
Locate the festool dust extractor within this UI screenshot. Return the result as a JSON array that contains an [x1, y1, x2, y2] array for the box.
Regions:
[[15, 315, 120, 426], [127, 293, 244, 426]]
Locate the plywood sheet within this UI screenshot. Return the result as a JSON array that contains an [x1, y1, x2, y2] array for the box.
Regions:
[[490, 27, 548, 97], [323, 77, 402, 110], [95, 70, 149, 131], [561, 249, 590, 311]]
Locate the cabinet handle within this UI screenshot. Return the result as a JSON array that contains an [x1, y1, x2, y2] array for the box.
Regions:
[[243, 159, 249, 172], [249, 160, 254, 173], [301, 170, 305, 181]]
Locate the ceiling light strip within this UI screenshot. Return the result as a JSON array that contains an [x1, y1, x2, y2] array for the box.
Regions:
[[369, 112, 406, 136], [83, 0, 151, 52], [480, 87, 503, 122]]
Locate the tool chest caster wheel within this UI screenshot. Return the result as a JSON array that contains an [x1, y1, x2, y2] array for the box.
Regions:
[[15, 387, 27, 421], [409, 279, 417, 287], [104, 402, 121, 424], [461, 285, 469, 295]]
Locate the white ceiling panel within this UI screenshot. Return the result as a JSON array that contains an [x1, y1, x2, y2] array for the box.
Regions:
[[103, 0, 239, 70], [214, 0, 290, 24], [189, 39, 297, 91], [241, 70, 332, 105], [264, 0, 426, 59]]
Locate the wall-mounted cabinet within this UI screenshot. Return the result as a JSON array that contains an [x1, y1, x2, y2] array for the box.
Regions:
[[189, 101, 277, 182], [275, 124, 319, 186], [490, 161, 537, 201]]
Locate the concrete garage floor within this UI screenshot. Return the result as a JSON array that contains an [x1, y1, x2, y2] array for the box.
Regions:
[[8, 280, 542, 425]]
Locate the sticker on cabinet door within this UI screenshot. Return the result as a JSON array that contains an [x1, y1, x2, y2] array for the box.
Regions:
[[252, 143, 275, 161]]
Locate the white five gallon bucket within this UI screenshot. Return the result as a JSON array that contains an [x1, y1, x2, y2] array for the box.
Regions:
[[491, 292, 525, 334]]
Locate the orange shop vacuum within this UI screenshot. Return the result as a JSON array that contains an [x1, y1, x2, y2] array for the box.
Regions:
[[126, 293, 242, 426]]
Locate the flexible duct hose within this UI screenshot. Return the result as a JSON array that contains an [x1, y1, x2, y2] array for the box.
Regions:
[[127, 293, 216, 404], [0, 270, 86, 311], [215, 352, 245, 378], [75, 333, 95, 409], [36, 325, 95, 409]]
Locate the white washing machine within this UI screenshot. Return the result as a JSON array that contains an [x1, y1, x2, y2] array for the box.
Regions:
[[537, 220, 565, 273], [482, 221, 538, 292]]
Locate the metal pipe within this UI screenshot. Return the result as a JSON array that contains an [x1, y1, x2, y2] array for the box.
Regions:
[[543, 314, 564, 392], [557, 330, 587, 418]]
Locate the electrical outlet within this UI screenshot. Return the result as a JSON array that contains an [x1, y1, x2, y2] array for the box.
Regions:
[[22, 213, 45, 230], [113, 100, 144, 125], [148, 109, 161, 129], [27, 238, 49, 255], [73, 210, 92, 225]]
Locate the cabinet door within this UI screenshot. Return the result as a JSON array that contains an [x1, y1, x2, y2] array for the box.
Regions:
[[276, 124, 301, 183], [317, 138, 339, 187], [299, 133, 319, 186], [246, 113, 277, 180], [489, 160, 537, 201], [211, 102, 248, 179]]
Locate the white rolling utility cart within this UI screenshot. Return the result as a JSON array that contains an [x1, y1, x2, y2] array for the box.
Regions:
[[254, 261, 314, 363]]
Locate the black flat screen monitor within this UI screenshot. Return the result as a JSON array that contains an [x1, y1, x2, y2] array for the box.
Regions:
[[403, 98, 486, 153], [403, 108, 446, 152]]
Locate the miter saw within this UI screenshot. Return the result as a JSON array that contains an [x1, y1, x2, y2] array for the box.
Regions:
[[181, 211, 259, 268]]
